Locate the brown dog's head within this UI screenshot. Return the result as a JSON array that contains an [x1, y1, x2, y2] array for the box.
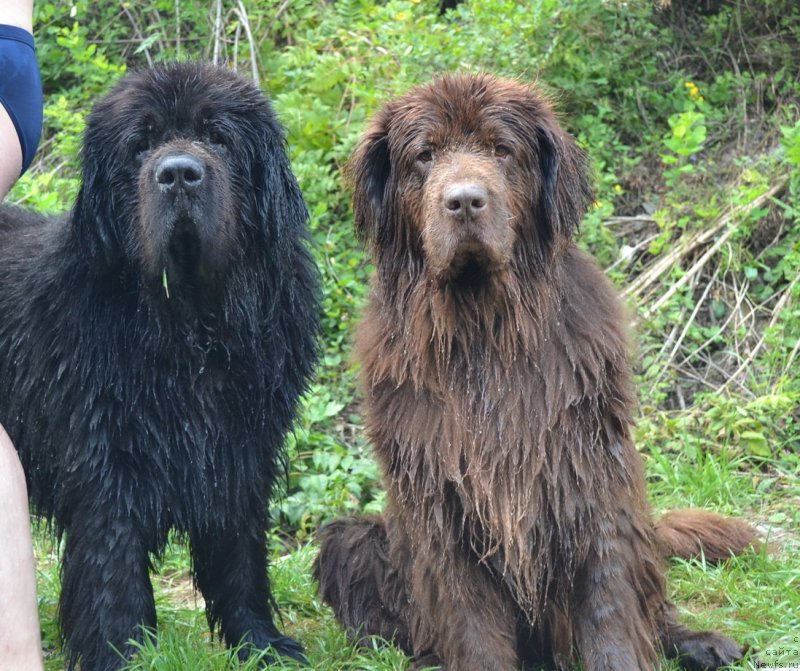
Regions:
[[350, 74, 592, 290]]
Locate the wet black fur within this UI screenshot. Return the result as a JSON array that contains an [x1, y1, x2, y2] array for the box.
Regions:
[[0, 63, 319, 670]]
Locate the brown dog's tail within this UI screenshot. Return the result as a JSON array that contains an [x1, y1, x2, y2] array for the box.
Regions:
[[654, 509, 759, 562], [314, 515, 413, 653]]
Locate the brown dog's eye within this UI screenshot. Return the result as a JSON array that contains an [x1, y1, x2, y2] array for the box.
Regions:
[[416, 149, 433, 164], [494, 144, 512, 159]]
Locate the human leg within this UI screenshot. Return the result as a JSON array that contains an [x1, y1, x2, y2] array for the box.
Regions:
[[0, 424, 43, 671]]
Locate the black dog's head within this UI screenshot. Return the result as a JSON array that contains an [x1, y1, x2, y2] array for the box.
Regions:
[[73, 62, 306, 296]]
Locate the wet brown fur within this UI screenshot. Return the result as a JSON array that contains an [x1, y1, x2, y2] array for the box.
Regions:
[[315, 74, 754, 671], [656, 509, 758, 563]]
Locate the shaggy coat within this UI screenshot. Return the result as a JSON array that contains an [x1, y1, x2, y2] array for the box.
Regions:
[[0, 63, 318, 670], [315, 74, 754, 671]]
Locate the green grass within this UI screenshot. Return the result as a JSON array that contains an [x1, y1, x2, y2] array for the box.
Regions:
[[33, 537, 415, 670], [32, 519, 799, 670]]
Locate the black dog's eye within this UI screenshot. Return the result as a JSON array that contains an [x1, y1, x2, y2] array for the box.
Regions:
[[494, 144, 512, 159], [134, 122, 155, 157], [203, 120, 226, 148], [208, 129, 226, 147], [134, 137, 151, 157]]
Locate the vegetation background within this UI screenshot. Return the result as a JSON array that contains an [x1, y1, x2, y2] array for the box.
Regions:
[[9, 0, 799, 668]]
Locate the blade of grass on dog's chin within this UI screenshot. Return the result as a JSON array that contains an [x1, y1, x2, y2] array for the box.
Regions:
[[162, 268, 170, 299]]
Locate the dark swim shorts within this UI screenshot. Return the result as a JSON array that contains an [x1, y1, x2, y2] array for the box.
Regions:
[[0, 24, 43, 175]]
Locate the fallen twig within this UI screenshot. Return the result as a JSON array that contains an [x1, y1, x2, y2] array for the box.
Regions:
[[719, 273, 800, 395], [624, 175, 789, 306]]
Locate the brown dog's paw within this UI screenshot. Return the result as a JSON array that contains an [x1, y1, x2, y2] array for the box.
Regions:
[[410, 652, 445, 670], [673, 631, 744, 670]]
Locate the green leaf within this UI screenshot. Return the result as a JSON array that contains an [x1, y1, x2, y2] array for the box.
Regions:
[[740, 430, 771, 457]]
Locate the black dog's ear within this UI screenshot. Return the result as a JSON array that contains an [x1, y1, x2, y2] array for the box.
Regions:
[[251, 121, 309, 248], [349, 119, 392, 246], [534, 121, 593, 249], [72, 122, 125, 266]]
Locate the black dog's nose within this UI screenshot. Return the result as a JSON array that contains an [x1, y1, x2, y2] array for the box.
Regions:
[[155, 155, 205, 192], [445, 183, 488, 221]]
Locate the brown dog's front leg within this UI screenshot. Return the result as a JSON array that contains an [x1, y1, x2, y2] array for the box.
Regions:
[[659, 606, 744, 671], [405, 520, 519, 671], [573, 511, 661, 671]]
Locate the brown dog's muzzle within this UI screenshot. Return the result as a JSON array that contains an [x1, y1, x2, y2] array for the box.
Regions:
[[422, 152, 514, 282], [443, 182, 489, 224]]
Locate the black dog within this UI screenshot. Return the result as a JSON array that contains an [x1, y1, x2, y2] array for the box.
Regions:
[[0, 63, 318, 670]]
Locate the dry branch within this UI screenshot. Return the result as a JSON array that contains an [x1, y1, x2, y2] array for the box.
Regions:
[[212, 0, 223, 65], [719, 273, 800, 394], [623, 175, 789, 307]]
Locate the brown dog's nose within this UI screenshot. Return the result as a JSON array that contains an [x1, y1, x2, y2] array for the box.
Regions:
[[444, 183, 488, 221], [156, 155, 205, 193]]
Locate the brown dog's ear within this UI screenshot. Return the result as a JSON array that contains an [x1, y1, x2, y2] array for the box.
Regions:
[[533, 121, 593, 249], [349, 119, 392, 246]]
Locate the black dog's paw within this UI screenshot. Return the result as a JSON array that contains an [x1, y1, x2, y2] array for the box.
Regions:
[[237, 633, 308, 667], [674, 631, 744, 670], [263, 634, 308, 666]]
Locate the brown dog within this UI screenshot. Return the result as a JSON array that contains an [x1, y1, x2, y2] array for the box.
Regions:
[[315, 74, 755, 671]]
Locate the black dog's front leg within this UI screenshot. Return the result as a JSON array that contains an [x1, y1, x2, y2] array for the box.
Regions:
[[191, 521, 306, 666], [59, 505, 157, 671]]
